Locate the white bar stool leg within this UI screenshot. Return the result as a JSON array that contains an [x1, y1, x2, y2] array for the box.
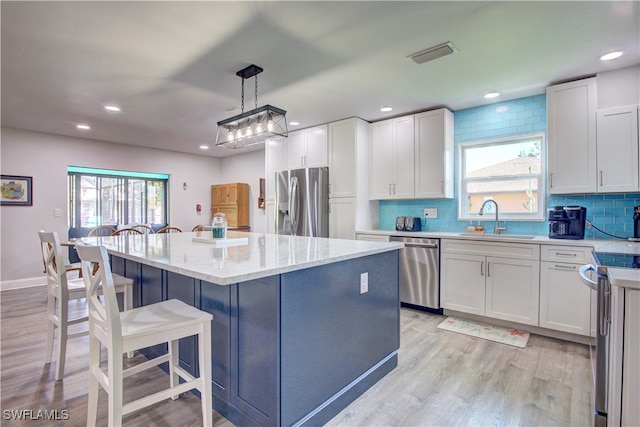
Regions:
[[86, 333, 100, 427], [44, 293, 55, 364], [54, 299, 68, 381], [200, 322, 213, 427]]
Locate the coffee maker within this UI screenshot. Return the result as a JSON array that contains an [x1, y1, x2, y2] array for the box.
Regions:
[[548, 206, 587, 239], [634, 206, 640, 239]]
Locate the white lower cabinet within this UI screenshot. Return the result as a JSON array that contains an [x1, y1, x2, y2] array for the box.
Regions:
[[441, 239, 540, 327], [485, 257, 540, 326], [539, 244, 593, 336], [441, 253, 486, 315], [608, 285, 640, 427]]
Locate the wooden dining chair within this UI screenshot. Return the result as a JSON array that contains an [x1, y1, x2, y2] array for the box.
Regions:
[[191, 225, 207, 232], [88, 225, 117, 237], [76, 243, 213, 427], [112, 228, 144, 236], [130, 224, 155, 234], [38, 231, 135, 380], [157, 226, 182, 233]]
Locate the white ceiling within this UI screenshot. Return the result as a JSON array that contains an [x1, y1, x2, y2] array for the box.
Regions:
[[2, 1, 639, 158]]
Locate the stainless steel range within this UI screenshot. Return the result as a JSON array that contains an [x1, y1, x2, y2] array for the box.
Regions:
[[580, 251, 640, 427]]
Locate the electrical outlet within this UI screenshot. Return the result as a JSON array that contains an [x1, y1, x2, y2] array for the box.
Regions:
[[423, 208, 438, 219], [360, 272, 368, 294], [54, 208, 62, 218]]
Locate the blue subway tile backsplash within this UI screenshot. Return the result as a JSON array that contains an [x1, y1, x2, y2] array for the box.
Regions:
[[379, 94, 640, 239]]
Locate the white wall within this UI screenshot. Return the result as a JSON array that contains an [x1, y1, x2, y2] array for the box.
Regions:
[[219, 148, 267, 234], [0, 127, 229, 287]]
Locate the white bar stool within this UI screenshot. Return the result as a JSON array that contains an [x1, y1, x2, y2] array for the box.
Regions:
[[75, 244, 213, 427], [39, 231, 134, 381]]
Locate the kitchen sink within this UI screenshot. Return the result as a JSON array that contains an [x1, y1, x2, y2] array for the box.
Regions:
[[458, 232, 537, 240]]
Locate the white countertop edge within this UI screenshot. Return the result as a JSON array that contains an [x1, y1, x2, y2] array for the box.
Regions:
[[99, 238, 403, 286], [608, 268, 640, 290]]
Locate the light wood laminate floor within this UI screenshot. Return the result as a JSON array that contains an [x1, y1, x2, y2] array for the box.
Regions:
[[1, 286, 592, 426]]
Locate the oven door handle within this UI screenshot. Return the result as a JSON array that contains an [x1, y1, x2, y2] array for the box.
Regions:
[[579, 264, 597, 291]]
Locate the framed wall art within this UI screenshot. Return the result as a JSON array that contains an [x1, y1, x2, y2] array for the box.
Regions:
[[1, 175, 33, 206]]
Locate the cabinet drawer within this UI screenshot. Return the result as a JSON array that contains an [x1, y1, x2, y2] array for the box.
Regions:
[[441, 239, 539, 261], [541, 244, 593, 264]]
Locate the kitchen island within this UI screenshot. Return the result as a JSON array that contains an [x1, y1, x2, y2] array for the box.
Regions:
[[80, 231, 403, 427]]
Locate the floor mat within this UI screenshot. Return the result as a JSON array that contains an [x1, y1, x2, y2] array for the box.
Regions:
[[437, 316, 530, 348]]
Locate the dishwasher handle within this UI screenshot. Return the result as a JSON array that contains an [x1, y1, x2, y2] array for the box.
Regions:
[[403, 243, 438, 249]]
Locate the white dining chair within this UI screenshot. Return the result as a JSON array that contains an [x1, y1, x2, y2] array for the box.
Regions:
[[39, 231, 134, 380], [76, 243, 213, 427]]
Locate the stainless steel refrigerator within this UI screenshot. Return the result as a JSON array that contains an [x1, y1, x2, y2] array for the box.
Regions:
[[275, 167, 329, 237]]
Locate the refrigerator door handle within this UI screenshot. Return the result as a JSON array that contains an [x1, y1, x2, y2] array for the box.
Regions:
[[289, 176, 299, 235]]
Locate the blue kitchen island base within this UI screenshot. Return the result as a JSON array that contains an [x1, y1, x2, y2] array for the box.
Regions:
[[112, 249, 400, 426]]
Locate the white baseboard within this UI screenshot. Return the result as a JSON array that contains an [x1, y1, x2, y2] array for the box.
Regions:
[[1, 276, 46, 292]]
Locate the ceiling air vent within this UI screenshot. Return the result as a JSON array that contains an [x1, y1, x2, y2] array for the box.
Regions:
[[408, 42, 457, 65]]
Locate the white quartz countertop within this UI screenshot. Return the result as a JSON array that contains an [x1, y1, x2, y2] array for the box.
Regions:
[[356, 229, 603, 246], [78, 231, 403, 286], [608, 268, 640, 290]]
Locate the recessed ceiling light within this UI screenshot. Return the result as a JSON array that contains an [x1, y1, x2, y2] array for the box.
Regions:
[[76, 124, 91, 130], [496, 105, 510, 113], [484, 92, 500, 99], [199, 145, 209, 150], [380, 106, 393, 112], [289, 121, 300, 126], [600, 51, 623, 61], [104, 105, 121, 112]]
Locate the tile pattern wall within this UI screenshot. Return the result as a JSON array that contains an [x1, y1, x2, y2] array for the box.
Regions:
[[379, 94, 640, 239]]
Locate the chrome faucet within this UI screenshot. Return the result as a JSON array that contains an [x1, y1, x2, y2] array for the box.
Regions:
[[479, 199, 507, 234]]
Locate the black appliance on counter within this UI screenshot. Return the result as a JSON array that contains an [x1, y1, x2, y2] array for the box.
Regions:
[[548, 205, 587, 239], [396, 216, 422, 232], [634, 205, 640, 238]]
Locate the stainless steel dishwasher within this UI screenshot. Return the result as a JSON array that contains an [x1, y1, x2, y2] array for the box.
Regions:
[[389, 236, 440, 311]]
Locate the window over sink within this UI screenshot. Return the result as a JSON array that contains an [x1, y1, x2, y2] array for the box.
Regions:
[[459, 133, 545, 221]]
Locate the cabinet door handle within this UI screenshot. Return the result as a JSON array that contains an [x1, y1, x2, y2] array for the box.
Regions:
[[555, 252, 577, 257], [304, 155, 308, 166], [388, 184, 392, 195], [440, 181, 444, 193], [599, 170, 603, 187], [487, 262, 491, 277], [393, 183, 396, 195], [480, 261, 484, 276], [301, 156, 304, 167], [554, 264, 576, 270], [549, 173, 553, 188]]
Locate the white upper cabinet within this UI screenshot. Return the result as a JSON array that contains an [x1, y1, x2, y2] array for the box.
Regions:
[[328, 117, 370, 198], [284, 124, 328, 169], [596, 105, 639, 193], [414, 108, 454, 198], [547, 77, 598, 194], [369, 115, 415, 199], [548, 76, 639, 194], [265, 137, 285, 200]]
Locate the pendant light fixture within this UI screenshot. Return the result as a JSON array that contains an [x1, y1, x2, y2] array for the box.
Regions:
[[215, 64, 288, 148]]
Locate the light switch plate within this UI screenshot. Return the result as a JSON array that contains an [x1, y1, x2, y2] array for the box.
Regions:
[[423, 208, 438, 219]]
